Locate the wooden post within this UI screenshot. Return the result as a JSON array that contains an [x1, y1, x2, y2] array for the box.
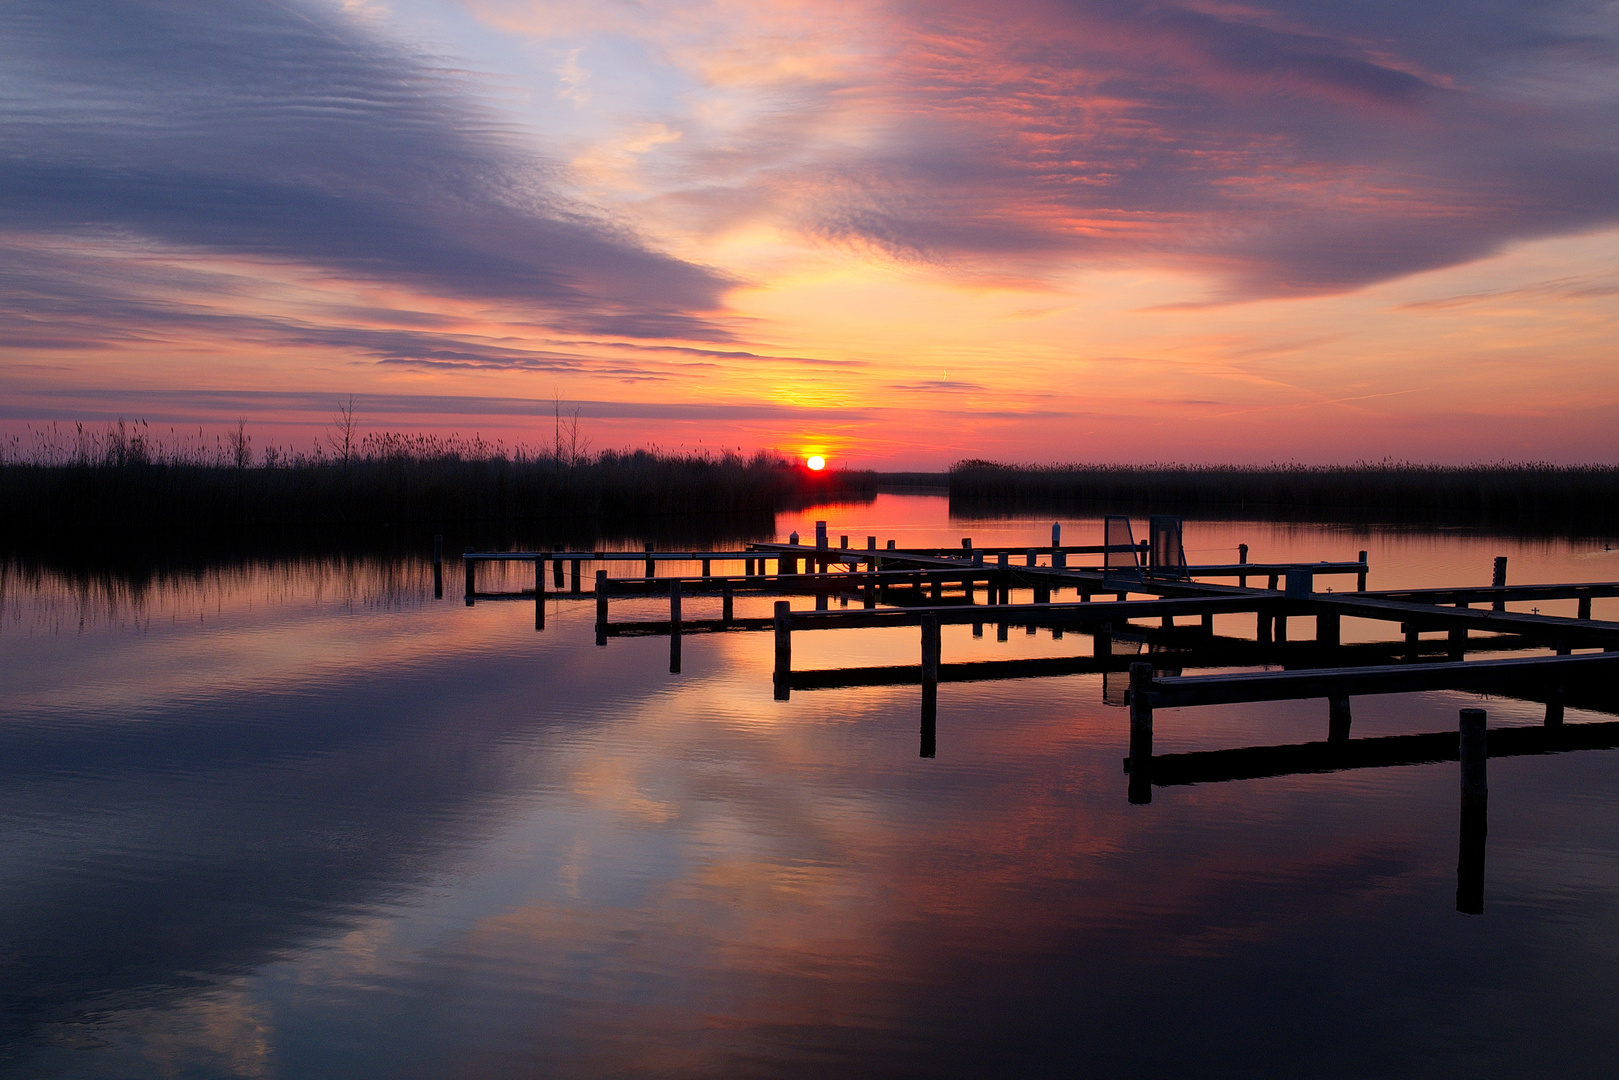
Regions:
[[1093, 621, 1111, 658], [645, 542, 656, 580], [1405, 622, 1420, 659], [1492, 556, 1507, 611], [571, 558, 582, 594], [1317, 611, 1340, 647], [1267, 573, 1279, 591], [1546, 683, 1565, 727], [745, 557, 755, 577], [722, 583, 733, 624], [534, 556, 545, 631], [553, 545, 565, 588], [701, 558, 711, 579], [773, 601, 791, 699], [1257, 610, 1272, 645], [1457, 707, 1487, 914], [1238, 543, 1248, 588], [1328, 695, 1351, 742], [1276, 613, 1288, 644], [464, 550, 476, 606], [1449, 626, 1467, 659], [921, 613, 941, 688], [595, 570, 608, 646], [432, 534, 443, 599], [669, 581, 682, 674], [1201, 611, 1215, 635], [1357, 550, 1368, 592], [1051, 522, 1061, 552], [1128, 662, 1153, 804], [1579, 592, 1593, 621], [1026, 547, 1037, 567]]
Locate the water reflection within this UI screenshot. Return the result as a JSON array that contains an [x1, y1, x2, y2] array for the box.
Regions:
[[4, 500, 1619, 1078]]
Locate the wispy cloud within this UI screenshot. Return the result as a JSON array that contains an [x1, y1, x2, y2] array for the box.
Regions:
[[0, 0, 733, 337]]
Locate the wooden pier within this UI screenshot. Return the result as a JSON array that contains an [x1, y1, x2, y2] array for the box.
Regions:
[[446, 521, 1619, 909]]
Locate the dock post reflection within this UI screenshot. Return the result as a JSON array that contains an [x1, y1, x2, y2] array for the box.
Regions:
[[1128, 661, 1154, 804], [921, 613, 940, 758], [595, 570, 608, 646], [1328, 694, 1352, 743], [669, 581, 682, 674], [773, 601, 791, 700], [464, 548, 475, 606], [432, 534, 443, 599], [1458, 707, 1488, 914]]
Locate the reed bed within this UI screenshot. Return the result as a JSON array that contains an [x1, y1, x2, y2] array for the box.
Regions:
[[949, 460, 1619, 532], [0, 422, 875, 548]]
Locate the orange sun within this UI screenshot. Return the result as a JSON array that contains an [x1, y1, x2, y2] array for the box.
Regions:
[[806, 454, 826, 471]]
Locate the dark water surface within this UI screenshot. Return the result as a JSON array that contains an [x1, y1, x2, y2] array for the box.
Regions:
[[5, 497, 1619, 1078]]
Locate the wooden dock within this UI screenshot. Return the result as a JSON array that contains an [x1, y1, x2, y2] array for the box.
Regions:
[[443, 520, 1619, 911]]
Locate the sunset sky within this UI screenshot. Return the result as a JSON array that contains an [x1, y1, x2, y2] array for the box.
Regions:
[[3, 0, 1617, 467]]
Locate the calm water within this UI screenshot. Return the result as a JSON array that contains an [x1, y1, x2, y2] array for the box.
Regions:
[[5, 496, 1619, 1078]]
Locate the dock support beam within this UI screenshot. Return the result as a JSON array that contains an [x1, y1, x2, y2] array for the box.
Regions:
[[553, 546, 564, 588], [1579, 592, 1593, 621], [1093, 622, 1112, 659], [571, 559, 582, 593], [1458, 707, 1488, 914], [773, 601, 791, 700], [1546, 683, 1565, 727], [1492, 556, 1507, 611], [722, 583, 734, 624], [645, 542, 656, 580], [595, 570, 608, 646], [1358, 551, 1368, 592], [1128, 662, 1153, 804]]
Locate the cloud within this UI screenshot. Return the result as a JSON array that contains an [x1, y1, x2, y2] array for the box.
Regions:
[[529, 0, 1619, 298], [0, 0, 734, 337]]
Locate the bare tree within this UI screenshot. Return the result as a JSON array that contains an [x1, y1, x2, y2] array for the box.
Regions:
[[327, 396, 358, 465]]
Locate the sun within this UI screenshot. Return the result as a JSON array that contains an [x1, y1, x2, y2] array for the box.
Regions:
[[806, 454, 826, 471]]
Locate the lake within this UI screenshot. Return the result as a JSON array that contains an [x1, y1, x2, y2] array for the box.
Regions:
[[4, 495, 1619, 1078]]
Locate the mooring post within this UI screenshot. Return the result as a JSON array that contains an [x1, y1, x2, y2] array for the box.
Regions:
[[464, 548, 476, 606], [1328, 694, 1351, 742], [1318, 611, 1340, 647], [1238, 543, 1249, 588], [645, 542, 656, 580], [535, 557, 545, 632], [921, 613, 941, 687], [1492, 556, 1507, 612], [1093, 621, 1112, 658], [1449, 626, 1467, 659], [1051, 522, 1061, 552], [432, 534, 444, 599], [571, 558, 582, 594], [1267, 573, 1279, 591], [667, 581, 682, 673], [773, 601, 791, 699], [1458, 707, 1488, 914], [595, 569, 608, 646], [1357, 550, 1368, 592], [1128, 662, 1154, 804], [1546, 683, 1565, 727], [722, 582, 733, 624]]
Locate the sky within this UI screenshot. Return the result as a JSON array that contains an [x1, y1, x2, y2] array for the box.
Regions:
[[2, 0, 1617, 468]]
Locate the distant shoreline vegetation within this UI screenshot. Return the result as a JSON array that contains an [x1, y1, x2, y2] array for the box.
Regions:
[[0, 421, 876, 548], [948, 460, 1619, 533]]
